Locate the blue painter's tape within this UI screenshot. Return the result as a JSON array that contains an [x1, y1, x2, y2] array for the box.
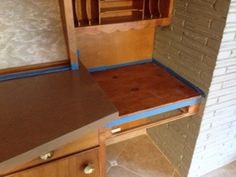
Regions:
[[77, 50, 80, 57], [71, 63, 79, 70], [88, 59, 153, 73], [106, 97, 201, 128], [88, 58, 205, 96], [152, 58, 206, 97], [0, 66, 71, 82], [88, 58, 205, 128]]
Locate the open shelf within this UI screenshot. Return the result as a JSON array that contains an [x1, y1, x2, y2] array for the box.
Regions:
[[100, 7, 143, 14], [90, 60, 202, 129], [101, 13, 142, 24], [73, 0, 172, 27]]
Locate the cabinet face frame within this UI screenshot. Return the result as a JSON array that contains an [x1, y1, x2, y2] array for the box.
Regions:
[[72, 0, 173, 27], [1, 130, 109, 177], [60, 0, 174, 68]]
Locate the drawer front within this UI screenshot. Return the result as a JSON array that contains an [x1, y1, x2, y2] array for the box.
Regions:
[[5, 131, 99, 175], [7, 148, 100, 177]]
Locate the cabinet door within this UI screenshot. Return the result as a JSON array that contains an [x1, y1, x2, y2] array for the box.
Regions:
[[7, 148, 100, 177]]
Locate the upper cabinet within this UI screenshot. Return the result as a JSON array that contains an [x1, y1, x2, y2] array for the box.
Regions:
[[73, 0, 173, 27]]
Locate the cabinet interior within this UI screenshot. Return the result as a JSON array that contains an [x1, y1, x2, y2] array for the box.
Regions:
[[73, 0, 172, 27]]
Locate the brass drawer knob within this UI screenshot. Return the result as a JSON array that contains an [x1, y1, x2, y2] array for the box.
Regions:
[[84, 164, 95, 174], [40, 152, 53, 161]]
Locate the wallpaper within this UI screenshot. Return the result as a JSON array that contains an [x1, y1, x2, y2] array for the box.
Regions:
[[0, 0, 67, 69]]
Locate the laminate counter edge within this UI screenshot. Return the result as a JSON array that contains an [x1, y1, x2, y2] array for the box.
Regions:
[[0, 112, 117, 175]]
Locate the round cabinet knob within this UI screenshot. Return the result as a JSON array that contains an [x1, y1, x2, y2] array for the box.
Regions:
[[83, 164, 95, 175], [39, 152, 53, 161]]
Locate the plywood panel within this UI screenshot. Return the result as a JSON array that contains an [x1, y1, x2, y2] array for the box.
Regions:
[[77, 27, 155, 68], [92, 63, 200, 116]]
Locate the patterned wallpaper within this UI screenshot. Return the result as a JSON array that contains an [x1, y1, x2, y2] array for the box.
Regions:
[[0, 0, 67, 70]]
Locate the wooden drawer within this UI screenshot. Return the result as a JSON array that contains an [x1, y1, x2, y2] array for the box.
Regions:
[[6, 148, 100, 177], [4, 131, 99, 176]]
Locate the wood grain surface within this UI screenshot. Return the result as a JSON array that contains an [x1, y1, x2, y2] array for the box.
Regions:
[[6, 148, 100, 177], [92, 63, 200, 116]]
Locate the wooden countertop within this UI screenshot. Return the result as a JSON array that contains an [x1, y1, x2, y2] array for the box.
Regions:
[[92, 62, 200, 116], [0, 64, 118, 173]]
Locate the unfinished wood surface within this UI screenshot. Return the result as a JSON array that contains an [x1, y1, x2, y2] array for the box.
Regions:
[[6, 148, 100, 177], [92, 63, 200, 116], [75, 17, 170, 34], [0, 64, 118, 173], [77, 27, 154, 68]]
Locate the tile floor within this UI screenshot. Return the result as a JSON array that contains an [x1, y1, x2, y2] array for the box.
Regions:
[[106, 134, 236, 177], [106, 135, 181, 177], [202, 161, 236, 177]]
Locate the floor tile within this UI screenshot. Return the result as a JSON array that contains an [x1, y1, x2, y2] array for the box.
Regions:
[[116, 135, 174, 177], [107, 161, 111, 172], [106, 139, 129, 162], [202, 161, 236, 177], [107, 166, 141, 177], [173, 171, 182, 177]]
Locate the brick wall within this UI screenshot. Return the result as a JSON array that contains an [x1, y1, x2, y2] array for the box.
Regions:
[[189, 0, 236, 176], [147, 0, 230, 176]]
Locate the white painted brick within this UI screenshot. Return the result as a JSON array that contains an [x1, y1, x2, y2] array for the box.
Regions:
[[215, 57, 236, 68], [223, 78, 236, 88], [205, 98, 218, 106], [220, 40, 236, 50], [214, 105, 236, 116], [208, 108, 235, 121], [226, 13, 236, 23], [227, 65, 236, 73], [231, 49, 236, 56], [219, 93, 236, 102], [211, 72, 236, 84], [212, 67, 226, 76], [211, 114, 236, 128], [208, 86, 236, 98], [217, 50, 232, 60], [222, 32, 236, 41], [209, 83, 222, 91], [202, 111, 215, 119]]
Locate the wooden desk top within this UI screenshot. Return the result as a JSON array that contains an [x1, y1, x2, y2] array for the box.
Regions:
[[92, 63, 200, 116], [0, 64, 118, 173]]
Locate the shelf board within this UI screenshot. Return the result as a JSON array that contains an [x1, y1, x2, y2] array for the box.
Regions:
[[100, 6, 143, 14], [100, 0, 134, 8], [101, 15, 142, 24], [91, 62, 201, 119]]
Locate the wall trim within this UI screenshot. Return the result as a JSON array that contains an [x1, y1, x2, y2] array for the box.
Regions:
[[0, 60, 69, 75]]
